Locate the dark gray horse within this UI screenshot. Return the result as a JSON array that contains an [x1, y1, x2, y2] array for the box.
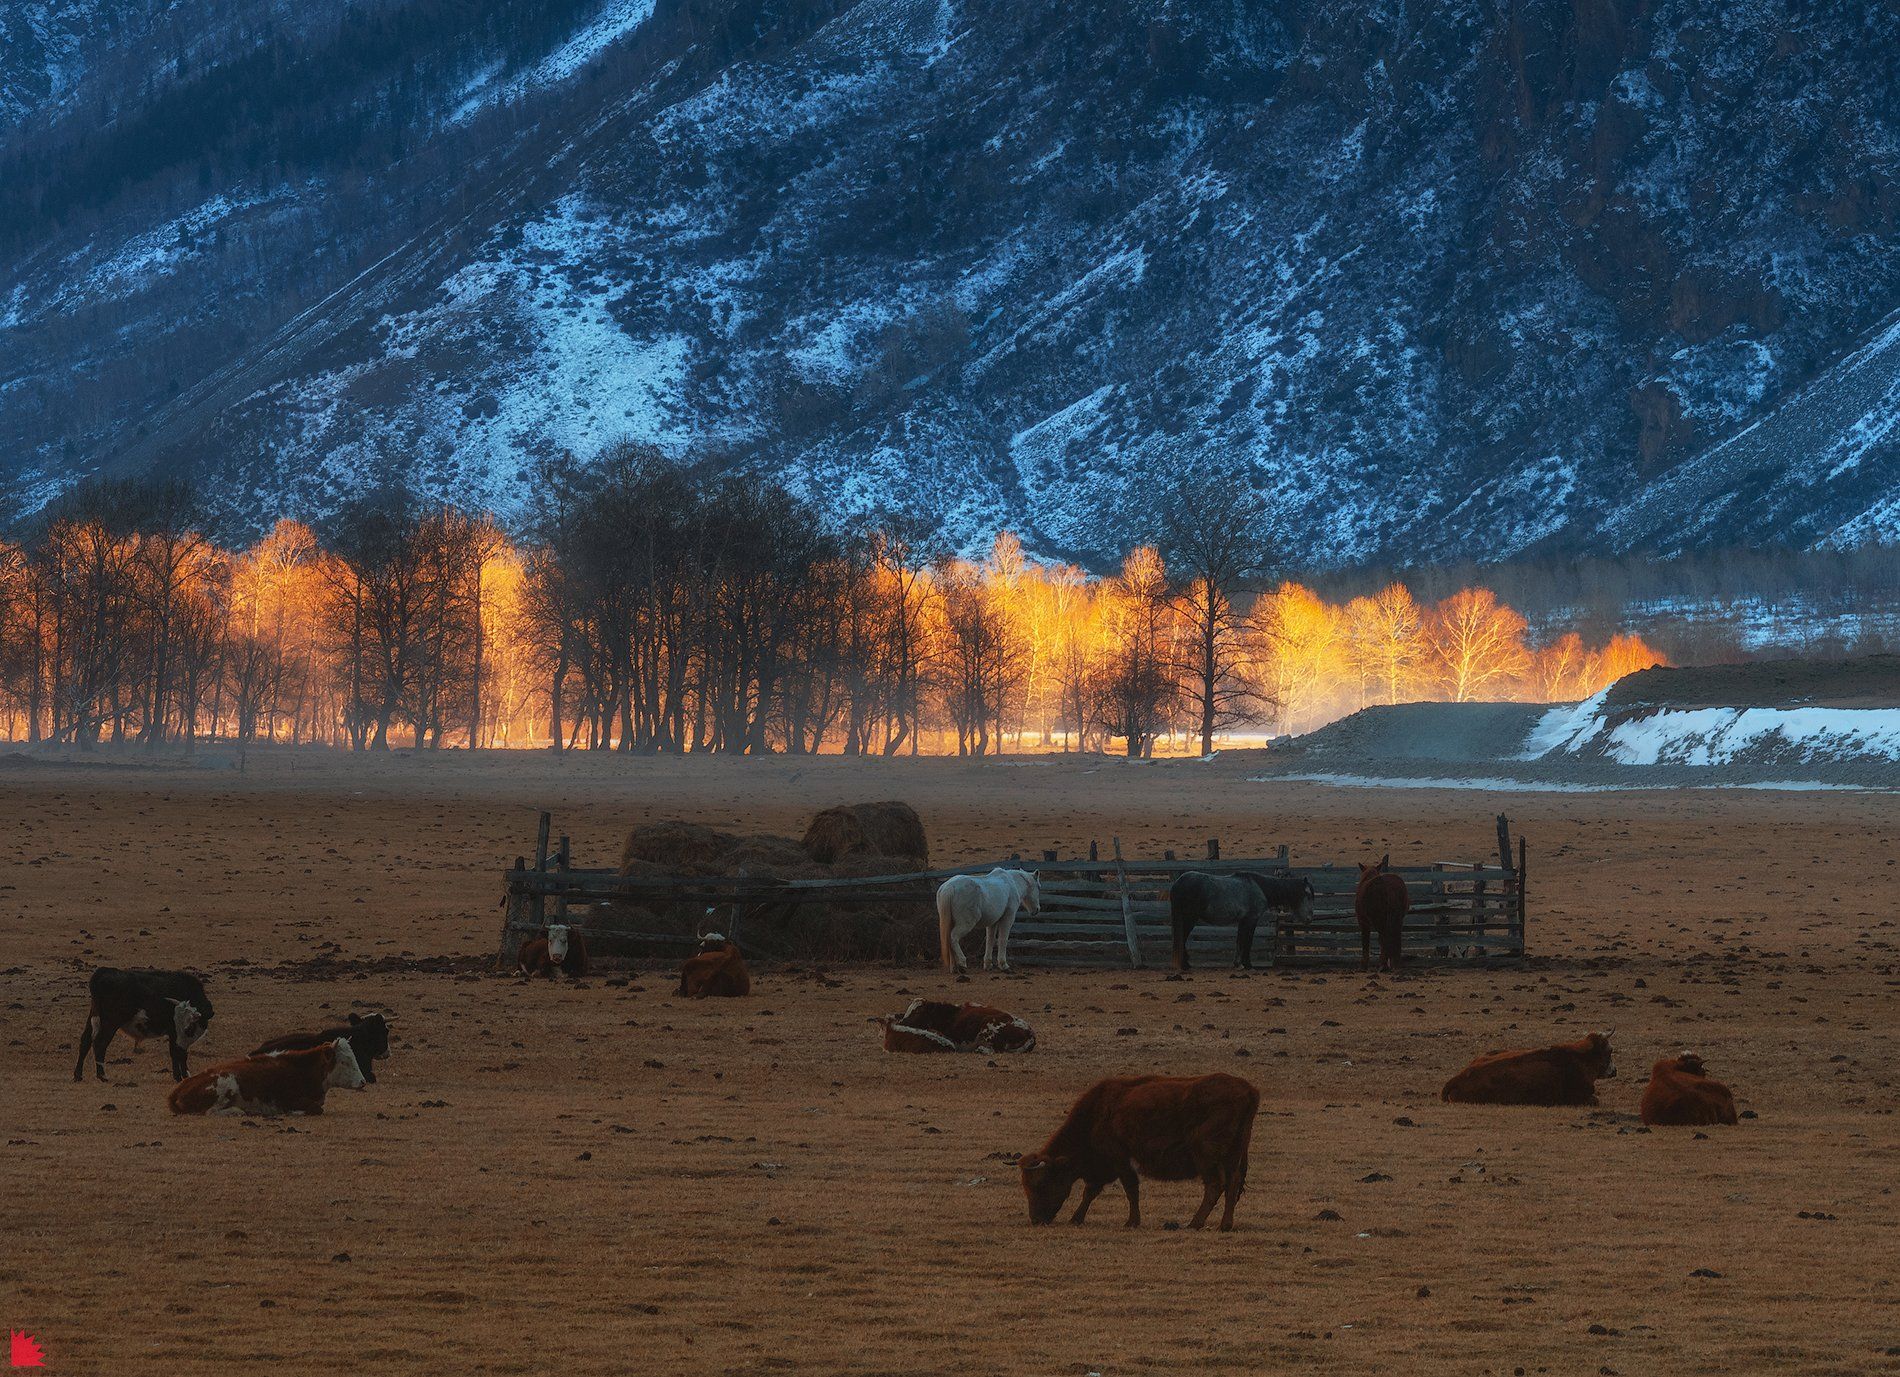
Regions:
[[1170, 871, 1316, 971]]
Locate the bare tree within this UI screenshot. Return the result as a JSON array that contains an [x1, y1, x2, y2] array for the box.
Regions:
[[1157, 471, 1272, 756]]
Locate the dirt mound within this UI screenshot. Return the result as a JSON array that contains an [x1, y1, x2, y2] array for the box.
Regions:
[[1274, 702, 1550, 766], [1605, 654, 1900, 711], [801, 800, 928, 867]]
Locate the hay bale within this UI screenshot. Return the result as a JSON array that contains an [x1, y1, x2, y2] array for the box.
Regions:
[[721, 834, 829, 880], [801, 801, 929, 867], [619, 821, 738, 876]]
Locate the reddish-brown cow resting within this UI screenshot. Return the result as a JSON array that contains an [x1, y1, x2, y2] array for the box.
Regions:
[[1441, 1032, 1617, 1106], [677, 939, 751, 998], [1640, 1053, 1740, 1127], [877, 999, 1035, 1053], [1019, 1073, 1259, 1231], [168, 1041, 365, 1116], [1354, 856, 1409, 972]]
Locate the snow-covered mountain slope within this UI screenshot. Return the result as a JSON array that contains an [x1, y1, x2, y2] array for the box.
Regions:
[[2, 0, 1897, 564]]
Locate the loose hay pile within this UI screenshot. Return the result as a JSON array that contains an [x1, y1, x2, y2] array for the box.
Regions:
[[605, 803, 936, 962]]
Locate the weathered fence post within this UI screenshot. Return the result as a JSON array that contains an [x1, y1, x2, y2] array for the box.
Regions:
[[1517, 835, 1528, 952], [554, 834, 571, 928], [531, 811, 552, 934], [496, 855, 529, 968], [1113, 836, 1141, 969], [1088, 839, 1099, 862], [1207, 838, 1220, 861]]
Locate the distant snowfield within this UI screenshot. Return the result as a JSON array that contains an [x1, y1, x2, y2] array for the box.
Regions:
[[1523, 693, 1900, 767], [1257, 773, 1886, 794]]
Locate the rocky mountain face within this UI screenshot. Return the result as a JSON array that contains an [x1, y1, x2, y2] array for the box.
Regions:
[[1, 0, 1895, 566]]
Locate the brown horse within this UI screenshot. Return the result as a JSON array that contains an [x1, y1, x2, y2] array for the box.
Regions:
[[1354, 855, 1409, 972]]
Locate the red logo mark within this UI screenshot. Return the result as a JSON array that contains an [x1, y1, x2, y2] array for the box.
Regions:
[[8, 1332, 44, 1368]]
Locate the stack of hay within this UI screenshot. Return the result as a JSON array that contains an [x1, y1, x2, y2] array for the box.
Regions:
[[606, 802, 934, 961]]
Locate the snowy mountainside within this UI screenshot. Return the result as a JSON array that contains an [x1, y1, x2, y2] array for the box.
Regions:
[[1, 0, 1897, 565]]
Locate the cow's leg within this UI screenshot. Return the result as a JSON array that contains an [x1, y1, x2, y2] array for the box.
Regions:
[[169, 1036, 190, 1082], [1070, 1180, 1106, 1225], [1188, 1176, 1224, 1230], [1119, 1171, 1141, 1228], [88, 1020, 119, 1082], [73, 1010, 98, 1082]]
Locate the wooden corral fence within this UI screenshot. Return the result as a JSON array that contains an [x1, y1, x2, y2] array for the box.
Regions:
[[497, 814, 1527, 969]]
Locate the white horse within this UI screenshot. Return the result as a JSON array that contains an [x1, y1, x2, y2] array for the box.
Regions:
[[936, 869, 1041, 974]]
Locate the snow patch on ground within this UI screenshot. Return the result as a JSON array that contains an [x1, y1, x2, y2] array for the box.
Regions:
[[451, 0, 655, 122], [1523, 696, 1900, 767]]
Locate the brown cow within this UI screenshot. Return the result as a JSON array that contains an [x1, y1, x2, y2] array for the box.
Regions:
[[677, 936, 750, 998], [1441, 1031, 1616, 1106], [169, 1041, 365, 1116], [1640, 1053, 1739, 1127], [1355, 855, 1409, 972], [877, 999, 1036, 1053], [1019, 1073, 1259, 1231], [518, 924, 590, 978]]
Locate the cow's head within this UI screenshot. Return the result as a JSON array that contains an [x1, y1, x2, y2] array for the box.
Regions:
[[546, 925, 571, 963], [167, 998, 210, 1047], [325, 1039, 368, 1091], [1585, 1030, 1616, 1079], [1672, 1051, 1707, 1077], [347, 1012, 392, 1061], [1019, 1152, 1077, 1224], [697, 931, 728, 953]]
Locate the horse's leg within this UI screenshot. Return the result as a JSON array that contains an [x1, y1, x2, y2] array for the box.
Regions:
[[1359, 919, 1371, 973], [996, 906, 1017, 972], [1237, 914, 1256, 970], [981, 922, 994, 971], [1173, 915, 1191, 971]]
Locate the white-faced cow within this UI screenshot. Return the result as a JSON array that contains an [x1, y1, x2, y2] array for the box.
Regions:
[[253, 1012, 394, 1084], [518, 923, 590, 978], [169, 1041, 365, 1116], [73, 968, 214, 1083]]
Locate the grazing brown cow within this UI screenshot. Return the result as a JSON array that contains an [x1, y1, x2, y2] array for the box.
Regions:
[[877, 999, 1036, 1053], [518, 924, 590, 978], [1441, 1031, 1617, 1106], [1354, 856, 1409, 973], [1019, 1073, 1259, 1231], [168, 1041, 365, 1116], [1640, 1053, 1739, 1127], [677, 936, 750, 998]]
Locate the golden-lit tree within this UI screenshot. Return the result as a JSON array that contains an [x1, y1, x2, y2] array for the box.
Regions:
[[1345, 581, 1426, 707], [1427, 587, 1530, 702], [1250, 581, 1346, 733]]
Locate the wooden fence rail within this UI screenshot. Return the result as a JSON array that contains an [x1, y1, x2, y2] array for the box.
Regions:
[[497, 815, 1528, 969]]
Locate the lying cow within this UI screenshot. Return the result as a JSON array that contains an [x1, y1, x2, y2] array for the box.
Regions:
[[253, 1012, 394, 1084], [1441, 1031, 1617, 1106], [1640, 1052, 1739, 1127], [1019, 1072, 1259, 1232], [73, 967, 214, 1083], [877, 999, 1036, 1053], [518, 923, 590, 978], [678, 935, 750, 998], [1169, 870, 1314, 970], [169, 1041, 365, 1116]]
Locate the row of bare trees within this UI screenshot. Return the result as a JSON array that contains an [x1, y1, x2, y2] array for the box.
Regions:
[[0, 455, 1671, 755]]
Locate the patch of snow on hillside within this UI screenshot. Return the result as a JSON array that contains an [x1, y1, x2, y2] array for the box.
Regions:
[[451, 0, 655, 121]]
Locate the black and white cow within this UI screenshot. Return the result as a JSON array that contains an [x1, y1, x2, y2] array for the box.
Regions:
[[73, 967, 214, 1082], [252, 1012, 394, 1084]]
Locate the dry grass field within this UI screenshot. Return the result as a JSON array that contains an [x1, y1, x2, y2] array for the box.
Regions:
[[3, 749, 1897, 1374]]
